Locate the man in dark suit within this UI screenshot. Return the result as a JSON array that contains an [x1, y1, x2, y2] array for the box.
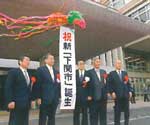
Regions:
[[35, 53, 60, 125], [108, 60, 132, 125], [73, 60, 89, 125], [88, 57, 109, 125], [4, 56, 35, 125]]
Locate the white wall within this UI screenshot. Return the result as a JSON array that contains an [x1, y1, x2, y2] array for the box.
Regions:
[[0, 58, 40, 69]]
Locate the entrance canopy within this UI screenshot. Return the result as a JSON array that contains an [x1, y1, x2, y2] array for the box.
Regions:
[[125, 35, 150, 53], [0, 0, 150, 60]]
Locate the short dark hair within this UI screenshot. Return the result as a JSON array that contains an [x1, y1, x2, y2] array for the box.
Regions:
[[18, 56, 30, 65], [77, 60, 85, 65], [43, 53, 54, 60]]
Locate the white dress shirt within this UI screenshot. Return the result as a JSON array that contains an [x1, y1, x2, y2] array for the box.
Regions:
[[79, 70, 85, 77], [46, 64, 55, 81], [116, 70, 122, 75], [95, 68, 101, 81], [116, 70, 122, 80], [20, 66, 30, 85]]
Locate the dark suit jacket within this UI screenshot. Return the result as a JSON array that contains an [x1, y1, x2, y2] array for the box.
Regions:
[[108, 70, 132, 99], [88, 68, 108, 101], [4, 68, 32, 109], [34, 66, 60, 105], [76, 70, 89, 105]]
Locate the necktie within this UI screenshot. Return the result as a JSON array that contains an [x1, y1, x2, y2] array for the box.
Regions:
[[24, 70, 30, 85], [50, 67, 55, 82], [96, 69, 101, 81], [80, 71, 84, 82], [118, 70, 122, 81], [95, 69, 102, 100]]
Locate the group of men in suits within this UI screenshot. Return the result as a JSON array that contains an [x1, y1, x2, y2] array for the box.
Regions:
[[4, 53, 132, 125], [74, 58, 132, 125], [4, 53, 60, 125]]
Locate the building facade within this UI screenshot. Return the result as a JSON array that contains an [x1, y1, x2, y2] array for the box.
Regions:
[[0, 59, 39, 110], [86, 0, 150, 97]]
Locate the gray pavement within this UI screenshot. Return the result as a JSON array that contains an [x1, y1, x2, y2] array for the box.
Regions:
[[0, 101, 150, 125]]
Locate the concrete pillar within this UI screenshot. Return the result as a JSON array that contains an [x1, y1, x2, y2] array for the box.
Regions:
[[85, 59, 92, 70], [117, 47, 126, 70], [106, 50, 113, 67], [100, 53, 106, 66], [112, 48, 118, 66]]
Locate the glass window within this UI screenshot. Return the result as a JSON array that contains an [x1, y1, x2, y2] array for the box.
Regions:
[[112, 0, 125, 9], [125, 53, 148, 72], [128, 3, 150, 23]]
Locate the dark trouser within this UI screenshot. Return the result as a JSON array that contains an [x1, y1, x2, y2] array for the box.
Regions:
[[114, 98, 129, 125], [144, 94, 149, 102], [89, 99, 107, 125], [9, 107, 29, 125], [73, 101, 88, 125], [39, 102, 58, 125], [131, 95, 136, 104]]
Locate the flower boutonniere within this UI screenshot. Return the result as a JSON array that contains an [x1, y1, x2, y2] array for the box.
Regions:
[[124, 75, 129, 84], [56, 73, 61, 83], [82, 76, 90, 88], [103, 73, 108, 79], [102, 73, 108, 84], [31, 76, 37, 85]]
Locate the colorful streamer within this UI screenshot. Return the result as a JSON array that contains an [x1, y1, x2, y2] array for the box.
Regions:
[[0, 11, 86, 40]]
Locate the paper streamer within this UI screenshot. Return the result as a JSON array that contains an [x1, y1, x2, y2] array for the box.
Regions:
[[0, 11, 86, 40]]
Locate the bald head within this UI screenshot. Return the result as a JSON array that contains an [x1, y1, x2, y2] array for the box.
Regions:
[[115, 59, 122, 70]]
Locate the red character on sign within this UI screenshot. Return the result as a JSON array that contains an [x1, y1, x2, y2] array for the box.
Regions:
[[63, 32, 72, 41]]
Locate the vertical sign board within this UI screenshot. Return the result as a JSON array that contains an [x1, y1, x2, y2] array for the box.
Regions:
[[59, 26, 76, 109]]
